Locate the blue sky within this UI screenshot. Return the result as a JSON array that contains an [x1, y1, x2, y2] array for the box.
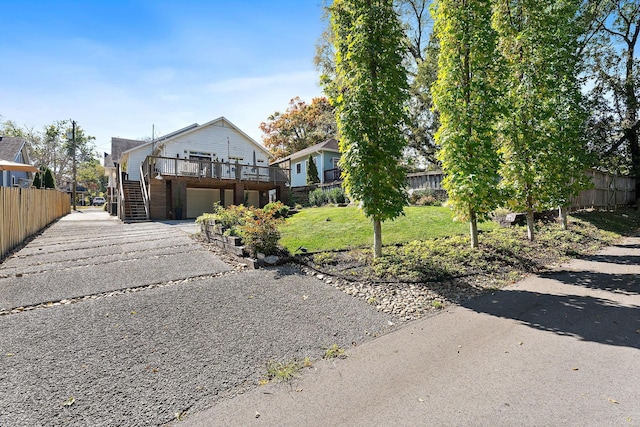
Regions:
[[0, 0, 327, 157]]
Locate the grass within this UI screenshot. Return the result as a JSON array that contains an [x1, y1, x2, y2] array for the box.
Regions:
[[303, 208, 640, 289], [280, 206, 498, 253], [323, 344, 347, 359]]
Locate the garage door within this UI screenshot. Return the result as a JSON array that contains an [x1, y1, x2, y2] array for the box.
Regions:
[[186, 188, 220, 218]]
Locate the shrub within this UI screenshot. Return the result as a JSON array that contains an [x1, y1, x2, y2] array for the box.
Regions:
[[326, 187, 347, 204], [308, 188, 328, 207], [263, 201, 290, 218], [409, 189, 445, 206], [239, 207, 284, 257]]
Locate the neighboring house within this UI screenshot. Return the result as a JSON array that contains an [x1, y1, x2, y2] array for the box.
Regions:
[[271, 137, 444, 193], [104, 117, 290, 221], [0, 136, 36, 188], [271, 138, 342, 188]]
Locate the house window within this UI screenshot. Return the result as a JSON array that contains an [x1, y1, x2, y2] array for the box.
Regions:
[[296, 163, 301, 174], [332, 157, 340, 168]]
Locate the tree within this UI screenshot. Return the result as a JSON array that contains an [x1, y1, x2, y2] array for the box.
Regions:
[[431, 0, 503, 248], [329, 0, 409, 258], [28, 120, 96, 188], [306, 155, 320, 185], [317, 0, 441, 167], [493, 0, 590, 240], [583, 1, 640, 207], [43, 167, 56, 189], [77, 158, 107, 195], [259, 96, 337, 159]]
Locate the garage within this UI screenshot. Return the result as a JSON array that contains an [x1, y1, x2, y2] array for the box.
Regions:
[[186, 188, 220, 218]]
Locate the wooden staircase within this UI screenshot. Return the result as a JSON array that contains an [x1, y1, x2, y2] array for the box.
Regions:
[[122, 180, 149, 222]]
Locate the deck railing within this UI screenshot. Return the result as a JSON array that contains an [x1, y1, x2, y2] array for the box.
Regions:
[[143, 156, 290, 184], [324, 167, 342, 183]]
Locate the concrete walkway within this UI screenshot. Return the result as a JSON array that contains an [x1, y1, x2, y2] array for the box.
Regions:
[[182, 237, 640, 427]]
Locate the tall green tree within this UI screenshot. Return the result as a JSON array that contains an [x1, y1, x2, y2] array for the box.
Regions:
[[317, 0, 440, 167], [431, 0, 503, 248], [328, 0, 409, 258], [492, 0, 590, 240]]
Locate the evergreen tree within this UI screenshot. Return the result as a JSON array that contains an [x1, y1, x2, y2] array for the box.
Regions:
[[306, 155, 320, 185]]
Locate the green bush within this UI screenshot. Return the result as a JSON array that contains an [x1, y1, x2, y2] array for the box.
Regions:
[[309, 187, 347, 206], [308, 188, 328, 207], [197, 204, 284, 256], [326, 187, 347, 204], [409, 189, 445, 206], [263, 201, 290, 218]]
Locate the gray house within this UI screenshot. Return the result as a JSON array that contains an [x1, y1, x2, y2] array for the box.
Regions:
[[0, 136, 35, 188]]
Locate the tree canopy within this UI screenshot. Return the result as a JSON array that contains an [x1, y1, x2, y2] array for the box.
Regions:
[[329, 0, 409, 257], [259, 96, 336, 160]]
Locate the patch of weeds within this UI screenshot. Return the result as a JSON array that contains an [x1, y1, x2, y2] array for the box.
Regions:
[[367, 296, 377, 305], [265, 360, 302, 382], [323, 344, 347, 359], [312, 252, 338, 266], [431, 301, 444, 309]]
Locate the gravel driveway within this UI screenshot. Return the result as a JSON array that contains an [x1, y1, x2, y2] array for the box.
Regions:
[[0, 210, 395, 426]]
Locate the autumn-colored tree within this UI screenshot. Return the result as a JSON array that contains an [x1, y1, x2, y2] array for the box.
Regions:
[[259, 96, 336, 159], [432, 0, 503, 248], [329, 0, 409, 258]]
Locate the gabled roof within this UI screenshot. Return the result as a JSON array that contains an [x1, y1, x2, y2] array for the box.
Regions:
[[105, 137, 146, 168], [271, 138, 339, 165], [0, 136, 28, 162], [121, 117, 271, 158]]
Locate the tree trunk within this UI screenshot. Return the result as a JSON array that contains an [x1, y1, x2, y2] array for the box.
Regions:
[[469, 207, 478, 249], [526, 209, 535, 241], [373, 219, 382, 258], [559, 206, 568, 230]]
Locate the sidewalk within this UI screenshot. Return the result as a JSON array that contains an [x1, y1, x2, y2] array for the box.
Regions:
[[181, 237, 640, 427]]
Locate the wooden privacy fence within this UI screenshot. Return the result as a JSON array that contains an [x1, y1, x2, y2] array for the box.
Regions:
[[0, 187, 70, 260], [571, 169, 635, 209]]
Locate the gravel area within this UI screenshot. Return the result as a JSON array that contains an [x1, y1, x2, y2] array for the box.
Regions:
[[0, 266, 395, 427]]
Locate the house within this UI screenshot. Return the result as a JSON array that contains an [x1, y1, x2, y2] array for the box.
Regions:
[[0, 136, 37, 188], [104, 117, 290, 222], [270, 138, 342, 188]]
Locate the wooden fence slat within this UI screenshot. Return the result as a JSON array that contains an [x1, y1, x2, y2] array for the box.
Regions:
[[0, 188, 70, 260]]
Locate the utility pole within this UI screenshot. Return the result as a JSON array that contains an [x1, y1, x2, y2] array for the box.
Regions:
[[72, 120, 77, 211]]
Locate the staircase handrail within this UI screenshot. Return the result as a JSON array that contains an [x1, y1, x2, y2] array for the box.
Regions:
[[117, 164, 125, 221], [139, 162, 150, 220]]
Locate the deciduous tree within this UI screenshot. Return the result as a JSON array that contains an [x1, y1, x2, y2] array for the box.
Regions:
[[329, 0, 409, 257], [583, 1, 640, 207], [431, 0, 502, 248], [259, 97, 336, 159], [492, 0, 590, 240]]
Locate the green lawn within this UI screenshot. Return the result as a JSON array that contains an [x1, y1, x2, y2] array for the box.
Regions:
[[280, 205, 498, 253]]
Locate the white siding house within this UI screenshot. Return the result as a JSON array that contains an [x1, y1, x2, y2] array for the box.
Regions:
[[106, 117, 290, 221]]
